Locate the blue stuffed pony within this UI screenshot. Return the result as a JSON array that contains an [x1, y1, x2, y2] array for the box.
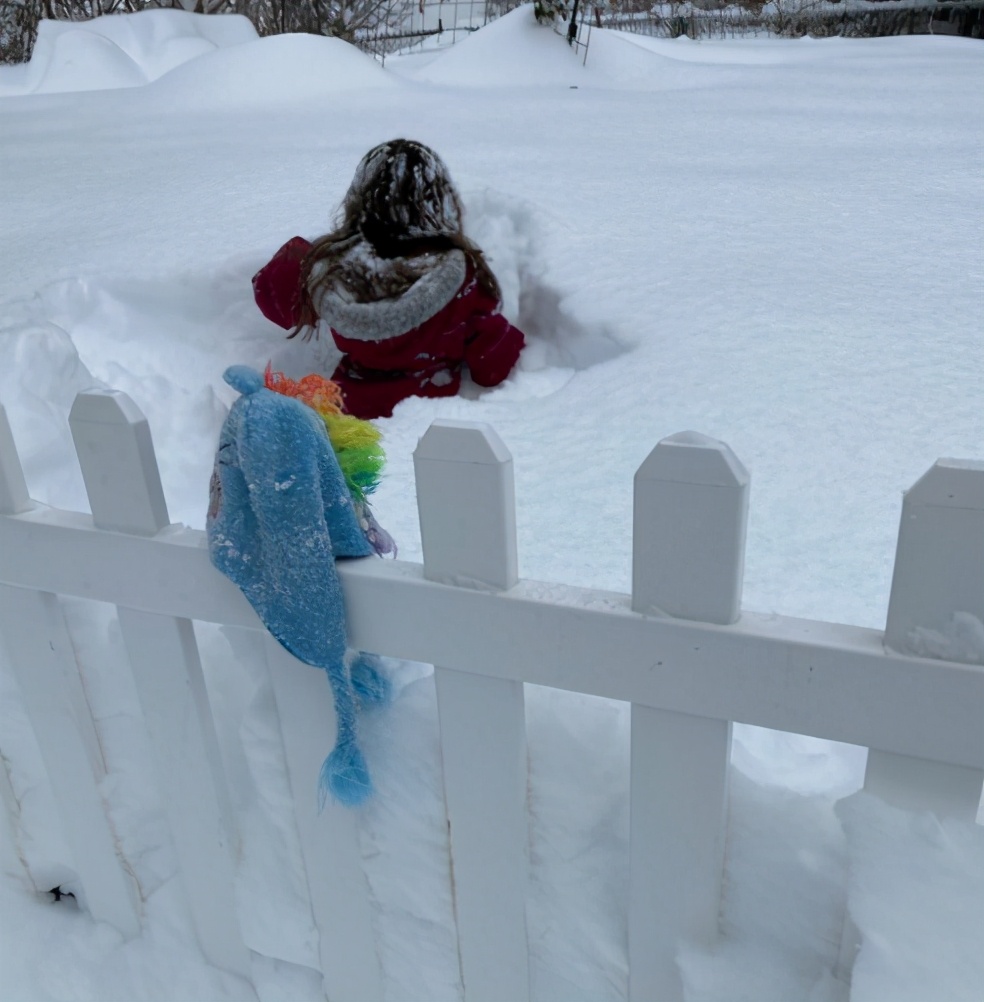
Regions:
[[207, 365, 387, 807]]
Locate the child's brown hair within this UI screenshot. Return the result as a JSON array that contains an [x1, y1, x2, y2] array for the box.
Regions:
[[292, 139, 501, 338]]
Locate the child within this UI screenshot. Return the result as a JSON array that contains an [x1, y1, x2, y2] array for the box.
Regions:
[[252, 139, 526, 419]]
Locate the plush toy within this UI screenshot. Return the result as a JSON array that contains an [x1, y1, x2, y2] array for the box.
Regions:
[[207, 365, 390, 807], [263, 365, 395, 558]]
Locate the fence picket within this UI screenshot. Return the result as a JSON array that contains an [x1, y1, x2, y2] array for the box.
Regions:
[[866, 458, 984, 820], [629, 431, 749, 1002], [0, 404, 30, 515], [414, 420, 530, 1002], [0, 402, 141, 935], [68, 389, 250, 978], [1, 403, 105, 777], [838, 459, 984, 982], [263, 636, 384, 1002], [0, 584, 143, 936]]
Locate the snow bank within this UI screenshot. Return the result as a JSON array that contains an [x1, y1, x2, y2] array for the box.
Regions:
[[403, 8, 984, 92], [0, 9, 392, 102], [0, 262, 276, 523], [837, 793, 984, 1002], [401, 6, 588, 87], [0, 317, 99, 512], [0, 190, 619, 524], [401, 5, 828, 90], [146, 32, 393, 109], [0, 11, 257, 97]]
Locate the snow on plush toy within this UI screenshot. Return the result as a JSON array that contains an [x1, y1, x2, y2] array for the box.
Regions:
[[207, 365, 391, 807]]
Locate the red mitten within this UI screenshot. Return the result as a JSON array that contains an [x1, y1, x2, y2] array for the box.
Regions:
[[252, 236, 312, 329], [465, 313, 525, 387]]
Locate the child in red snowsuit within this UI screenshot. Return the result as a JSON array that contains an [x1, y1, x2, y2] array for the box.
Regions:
[[252, 139, 525, 420]]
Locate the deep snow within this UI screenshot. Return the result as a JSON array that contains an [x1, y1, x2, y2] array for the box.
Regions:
[[1, 8, 982, 1002]]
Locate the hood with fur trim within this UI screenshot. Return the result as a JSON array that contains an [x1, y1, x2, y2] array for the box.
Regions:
[[309, 240, 467, 343]]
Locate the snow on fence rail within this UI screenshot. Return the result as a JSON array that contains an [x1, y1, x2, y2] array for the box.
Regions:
[[0, 388, 982, 1002]]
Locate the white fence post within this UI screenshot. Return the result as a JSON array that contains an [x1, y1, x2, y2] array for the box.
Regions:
[[414, 419, 530, 1002], [866, 459, 984, 820], [263, 635, 384, 1002], [0, 404, 29, 515], [69, 390, 250, 978], [629, 431, 749, 1002], [837, 459, 984, 983], [1, 406, 106, 776], [0, 403, 141, 936]]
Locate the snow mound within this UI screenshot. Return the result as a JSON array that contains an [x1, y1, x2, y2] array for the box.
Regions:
[[147, 31, 393, 109], [402, 5, 587, 87], [838, 793, 984, 1002], [0, 259, 274, 522], [27, 28, 150, 94], [0, 191, 624, 524], [400, 5, 742, 91], [0, 10, 257, 96], [0, 10, 392, 102], [402, 10, 982, 93]]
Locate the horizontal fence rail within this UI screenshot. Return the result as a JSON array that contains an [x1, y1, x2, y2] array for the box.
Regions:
[[1, 390, 982, 1002], [3, 512, 981, 767]]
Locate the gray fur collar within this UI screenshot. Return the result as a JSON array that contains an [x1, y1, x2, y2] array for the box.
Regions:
[[311, 245, 466, 342]]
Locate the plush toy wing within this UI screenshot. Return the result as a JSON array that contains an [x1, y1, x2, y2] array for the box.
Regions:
[[207, 365, 374, 806]]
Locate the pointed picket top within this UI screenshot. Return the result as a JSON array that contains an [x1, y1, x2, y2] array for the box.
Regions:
[[69, 389, 170, 536], [902, 458, 984, 509], [0, 403, 31, 515], [414, 419, 518, 592], [885, 457, 984, 662], [636, 430, 750, 488], [633, 430, 750, 625], [414, 418, 512, 465]]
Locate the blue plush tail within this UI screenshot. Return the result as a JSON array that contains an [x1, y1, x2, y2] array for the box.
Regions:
[[349, 651, 391, 709], [318, 661, 373, 809], [318, 739, 372, 809]]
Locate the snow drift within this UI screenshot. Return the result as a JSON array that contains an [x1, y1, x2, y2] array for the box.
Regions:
[[0, 10, 257, 96]]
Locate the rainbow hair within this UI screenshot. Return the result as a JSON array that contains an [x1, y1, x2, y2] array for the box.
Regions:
[[264, 365, 384, 505]]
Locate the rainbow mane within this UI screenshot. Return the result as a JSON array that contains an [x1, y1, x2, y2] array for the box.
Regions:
[[264, 365, 384, 505]]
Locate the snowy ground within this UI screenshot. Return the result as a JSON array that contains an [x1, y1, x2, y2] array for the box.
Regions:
[[1, 8, 982, 1002]]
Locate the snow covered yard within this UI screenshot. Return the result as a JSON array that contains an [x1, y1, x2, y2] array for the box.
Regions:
[[0, 8, 982, 1002]]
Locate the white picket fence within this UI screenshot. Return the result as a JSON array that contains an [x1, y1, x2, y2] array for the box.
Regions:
[[0, 388, 982, 1002]]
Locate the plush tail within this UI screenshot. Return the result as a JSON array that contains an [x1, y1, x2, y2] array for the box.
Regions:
[[349, 651, 392, 709], [318, 662, 373, 809], [318, 739, 372, 810]]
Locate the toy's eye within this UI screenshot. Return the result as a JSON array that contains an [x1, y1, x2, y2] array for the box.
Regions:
[[207, 469, 223, 519]]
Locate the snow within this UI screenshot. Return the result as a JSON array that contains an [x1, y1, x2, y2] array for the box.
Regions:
[[906, 611, 984, 665], [146, 32, 394, 109], [836, 794, 984, 1002], [1, 5, 983, 1002], [0, 10, 258, 96]]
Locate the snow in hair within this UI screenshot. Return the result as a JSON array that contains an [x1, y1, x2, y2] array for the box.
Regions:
[[343, 139, 465, 243]]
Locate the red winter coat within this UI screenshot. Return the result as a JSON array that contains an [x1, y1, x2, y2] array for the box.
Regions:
[[252, 236, 525, 419]]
